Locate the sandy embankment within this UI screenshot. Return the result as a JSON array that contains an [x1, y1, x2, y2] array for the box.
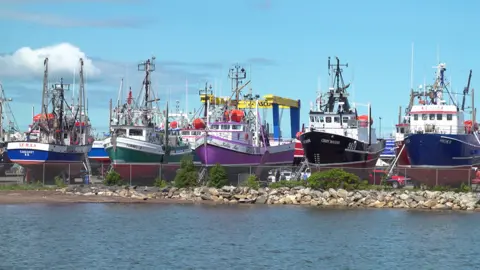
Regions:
[[0, 190, 193, 204]]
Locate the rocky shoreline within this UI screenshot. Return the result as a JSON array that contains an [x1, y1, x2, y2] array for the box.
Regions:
[[50, 185, 480, 211]]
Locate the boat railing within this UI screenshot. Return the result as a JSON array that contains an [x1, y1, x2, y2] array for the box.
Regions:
[[410, 124, 473, 134]]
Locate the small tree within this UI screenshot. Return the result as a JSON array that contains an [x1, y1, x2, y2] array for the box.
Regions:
[[154, 177, 168, 188], [103, 170, 124, 186], [245, 174, 260, 190], [208, 164, 228, 188], [174, 155, 198, 188]]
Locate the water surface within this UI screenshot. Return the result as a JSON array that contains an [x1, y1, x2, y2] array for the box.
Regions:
[[0, 204, 479, 270]]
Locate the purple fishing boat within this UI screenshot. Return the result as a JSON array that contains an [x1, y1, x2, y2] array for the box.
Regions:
[[194, 64, 295, 182]]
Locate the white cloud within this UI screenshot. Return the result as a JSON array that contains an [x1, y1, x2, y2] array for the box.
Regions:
[[0, 43, 101, 79]]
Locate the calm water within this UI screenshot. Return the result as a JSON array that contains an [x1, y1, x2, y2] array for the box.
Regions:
[[0, 204, 479, 270]]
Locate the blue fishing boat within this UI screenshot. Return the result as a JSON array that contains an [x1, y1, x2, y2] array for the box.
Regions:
[[7, 58, 92, 183], [403, 63, 477, 186]]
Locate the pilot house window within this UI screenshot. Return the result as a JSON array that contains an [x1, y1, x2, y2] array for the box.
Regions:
[[334, 117, 340, 123], [429, 114, 435, 120], [319, 116, 324, 123], [413, 114, 418, 120], [447, 114, 453, 121], [342, 117, 349, 122], [325, 117, 332, 123], [310, 116, 314, 122], [422, 114, 428, 120], [129, 129, 143, 136], [437, 114, 442, 120]]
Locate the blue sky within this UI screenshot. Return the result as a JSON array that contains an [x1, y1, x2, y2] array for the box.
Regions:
[[0, 0, 478, 137]]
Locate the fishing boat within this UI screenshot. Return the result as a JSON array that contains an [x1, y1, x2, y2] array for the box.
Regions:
[[7, 58, 92, 183], [299, 57, 385, 179], [194, 65, 295, 181], [104, 57, 193, 184], [403, 64, 478, 187]]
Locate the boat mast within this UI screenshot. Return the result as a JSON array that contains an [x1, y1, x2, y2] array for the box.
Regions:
[[326, 57, 350, 115], [228, 64, 247, 109], [40, 58, 49, 140], [137, 56, 156, 109], [79, 58, 85, 138]]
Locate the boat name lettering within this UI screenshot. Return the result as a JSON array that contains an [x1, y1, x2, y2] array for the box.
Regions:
[[439, 138, 452, 144], [19, 150, 34, 156], [347, 141, 357, 150], [302, 139, 311, 144], [19, 143, 37, 148], [321, 139, 340, 144], [126, 144, 140, 149]]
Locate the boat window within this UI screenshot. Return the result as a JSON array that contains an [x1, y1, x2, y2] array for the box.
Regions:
[[422, 114, 427, 120], [325, 117, 332, 123], [429, 114, 435, 120], [437, 114, 443, 120], [342, 116, 349, 123], [310, 116, 314, 122], [319, 116, 325, 123], [221, 125, 229, 130], [115, 129, 126, 136], [447, 114, 453, 121], [334, 117, 340, 123], [232, 125, 242, 130], [400, 128, 405, 133], [211, 125, 219, 130], [314, 116, 319, 122], [181, 131, 190, 135], [413, 114, 418, 121], [129, 129, 143, 136]]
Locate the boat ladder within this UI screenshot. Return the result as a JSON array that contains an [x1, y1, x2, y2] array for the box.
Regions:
[[83, 155, 93, 182], [292, 159, 309, 181], [385, 144, 405, 177], [198, 167, 207, 184]]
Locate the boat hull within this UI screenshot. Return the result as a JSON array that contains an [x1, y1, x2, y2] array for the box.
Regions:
[[299, 131, 385, 179], [402, 133, 480, 187], [195, 135, 295, 184], [104, 137, 199, 185], [6, 142, 91, 184]]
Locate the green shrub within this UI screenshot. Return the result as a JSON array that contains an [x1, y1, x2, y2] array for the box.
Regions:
[[269, 180, 307, 189], [154, 178, 168, 188], [208, 164, 228, 188], [307, 168, 360, 190], [456, 182, 471, 193], [103, 170, 124, 186], [174, 155, 198, 188], [54, 176, 66, 188], [244, 174, 260, 189]]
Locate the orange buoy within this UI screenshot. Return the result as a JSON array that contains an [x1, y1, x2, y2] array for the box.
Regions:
[[192, 118, 206, 129], [170, 121, 178, 129], [357, 115, 373, 126], [33, 113, 54, 122], [296, 131, 303, 140], [231, 110, 245, 122]]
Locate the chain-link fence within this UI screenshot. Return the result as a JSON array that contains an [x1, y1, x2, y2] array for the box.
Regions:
[[0, 163, 476, 188]]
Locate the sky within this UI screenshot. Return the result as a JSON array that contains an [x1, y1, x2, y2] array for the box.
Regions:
[[0, 0, 478, 138]]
